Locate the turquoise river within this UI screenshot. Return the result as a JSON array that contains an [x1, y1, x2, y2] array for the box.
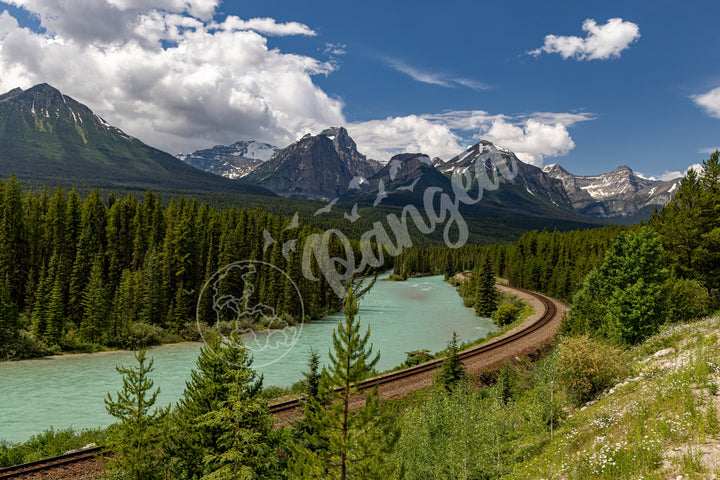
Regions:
[[0, 273, 496, 444]]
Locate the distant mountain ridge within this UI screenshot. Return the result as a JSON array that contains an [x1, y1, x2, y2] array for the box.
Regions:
[[177, 140, 278, 179], [543, 163, 680, 222], [0, 83, 274, 197], [182, 128, 682, 221]]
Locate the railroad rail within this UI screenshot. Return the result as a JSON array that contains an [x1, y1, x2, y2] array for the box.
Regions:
[[0, 446, 103, 479], [1, 284, 564, 478], [269, 284, 563, 417]]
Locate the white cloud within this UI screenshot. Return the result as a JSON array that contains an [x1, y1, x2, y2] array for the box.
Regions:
[[348, 111, 590, 164], [529, 18, 640, 61], [348, 115, 463, 161], [483, 119, 576, 166], [0, 2, 589, 164], [685, 163, 705, 176], [699, 147, 720, 154], [0, 3, 343, 153], [219, 17, 316, 36], [324, 42, 347, 56], [638, 163, 704, 181], [692, 86, 720, 118], [522, 112, 596, 127], [384, 57, 488, 90]]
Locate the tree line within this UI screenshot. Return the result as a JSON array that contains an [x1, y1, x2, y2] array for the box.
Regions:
[[0, 179, 351, 360]]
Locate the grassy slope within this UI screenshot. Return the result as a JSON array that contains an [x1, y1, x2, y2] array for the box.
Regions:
[[514, 316, 720, 479]]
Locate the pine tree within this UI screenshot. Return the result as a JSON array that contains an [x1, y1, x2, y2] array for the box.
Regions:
[[196, 345, 279, 479], [109, 269, 139, 346], [436, 331, 468, 392], [45, 265, 65, 345], [291, 349, 328, 449], [475, 253, 498, 317], [0, 277, 20, 360], [289, 289, 400, 480], [80, 254, 107, 344], [138, 248, 165, 326], [168, 334, 272, 479], [105, 349, 169, 480], [443, 250, 454, 279]]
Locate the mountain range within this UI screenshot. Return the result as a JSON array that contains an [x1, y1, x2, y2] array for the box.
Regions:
[[0, 83, 681, 225], [542, 163, 679, 222], [180, 132, 681, 223]]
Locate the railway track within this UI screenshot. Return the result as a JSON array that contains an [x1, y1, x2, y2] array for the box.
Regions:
[[0, 446, 104, 479], [269, 284, 563, 417], [1, 285, 563, 478]]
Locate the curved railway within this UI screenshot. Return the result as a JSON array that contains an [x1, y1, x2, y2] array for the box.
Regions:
[[0, 284, 565, 479], [269, 284, 565, 421], [0, 447, 104, 479]]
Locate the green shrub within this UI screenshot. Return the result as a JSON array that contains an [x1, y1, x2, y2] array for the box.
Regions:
[[492, 303, 522, 326], [664, 277, 710, 323], [121, 322, 162, 349], [556, 335, 628, 406], [0, 427, 105, 468], [403, 349, 434, 367]]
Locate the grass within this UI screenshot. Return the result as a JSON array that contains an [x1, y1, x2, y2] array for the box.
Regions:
[[510, 316, 720, 479]]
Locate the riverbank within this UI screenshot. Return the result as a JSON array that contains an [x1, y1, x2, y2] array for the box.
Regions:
[[0, 273, 497, 444]]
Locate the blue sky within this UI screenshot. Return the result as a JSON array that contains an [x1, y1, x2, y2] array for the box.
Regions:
[[0, 0, 717, 178]]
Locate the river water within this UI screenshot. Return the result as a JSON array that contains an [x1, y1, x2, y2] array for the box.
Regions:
[[0, 273, 496, 444]]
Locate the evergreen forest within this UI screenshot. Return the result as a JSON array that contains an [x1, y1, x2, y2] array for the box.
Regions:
[[1, 152, 719, 479]]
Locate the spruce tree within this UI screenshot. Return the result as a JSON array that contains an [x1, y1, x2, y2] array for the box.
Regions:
[[289, 289, 400, 480], [80, 254, 107, 344], [105, 349, 169, 480], [569, 227, 669, 345], [475, 253, 498, 317], [443, 251, 454, 279], [436, 331, 468, 392], [291, 349, 328, 450], [168, 334, 275, 479], [196, 349, 279, 479], [0, 277, 20, 360]]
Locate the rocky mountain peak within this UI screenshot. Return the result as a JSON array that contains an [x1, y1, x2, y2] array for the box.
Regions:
[[0, 83, 118, 135], [543, 163, 681, 222], [320, 126, 355, 153], [177, 140, 278, 179], [612, 165, 633, 173], [437, 140, 572, 208], [542, 163, 570, 176]]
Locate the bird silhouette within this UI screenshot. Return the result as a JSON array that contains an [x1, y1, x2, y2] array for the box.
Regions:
[[344, 204, 361, 222], [314, 198, 338, 216], [373, 180, 388, 207], [397, 178, 420, 192]]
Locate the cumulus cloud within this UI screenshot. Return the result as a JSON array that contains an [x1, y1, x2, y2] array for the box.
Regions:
[[348, 115, 464, 161], [0, 1, 589, 163], [348, 111, 590, 164], [384, 57, 488, 90], [0, 2, 343, 153], [692, 86, 720, 118], [529, 18, 640, 60], [483, 119, 575, 166], [219, 17, 316, 36]]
